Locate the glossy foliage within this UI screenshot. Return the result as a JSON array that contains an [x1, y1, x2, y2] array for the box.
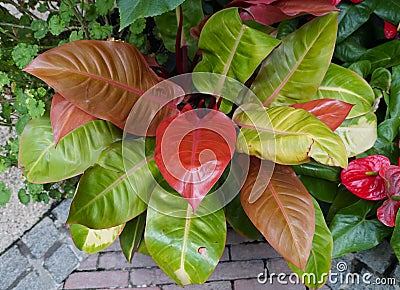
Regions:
[[19, 117, 121, 183], [240, 159, 315, 270]]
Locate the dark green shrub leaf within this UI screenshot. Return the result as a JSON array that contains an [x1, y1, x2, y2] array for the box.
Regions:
[[48, 15, 66, 36], [95, 0, 115, 15], [89, 22, 112, 40], [360, 40, 400, 71], [117, 0, 186, 29], [17, 188, 30, 205], [31, 19, 48, 40], [390, 210, 400, 261], [330, 200, 392, 258], [370, 68, 391, 92], [12, 43, 38, 69], [298, 175, 338, 203], [0, 182, 11, 207], [120, 212, 146, 263], [390, 65, 400, 119]]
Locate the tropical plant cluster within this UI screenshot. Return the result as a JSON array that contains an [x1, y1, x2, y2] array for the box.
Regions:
[[1, 0, 400, 288]]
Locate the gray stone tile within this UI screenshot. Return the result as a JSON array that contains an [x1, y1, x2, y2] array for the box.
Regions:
[[355, 241, 395, 274], [44, 244, 79, 283], [51, 199, 72, 225], [13, 271, 47, 290], [22, 217, 60, 258], [0, 246, 30, 289], [328, 254, 355, 290]]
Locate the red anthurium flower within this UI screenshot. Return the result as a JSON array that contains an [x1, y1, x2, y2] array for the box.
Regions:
[[350, 0, 363, 3], [377, 165, 400, 227], [341, 155, 391, 200], [384, 21, 398, 39], [330, 0, 341, 6]]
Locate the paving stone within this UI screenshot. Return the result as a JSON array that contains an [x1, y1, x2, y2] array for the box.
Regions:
[[130, 267, 173, 286], [209, 260, 264, 281], [22, 217, 60, 258], [131, 252, 158, 268], [220, 247, 230, 262], [163, 281, 232, 290], [13, 271, 47, 290], [393, 264, 400, 283], [358, 268, 399, 290], [77, 253, 98, 271], [112, 288, 160, 290], [267, 258, 293, 275], [51, 199, 72, 225], [231, 242, 280, 260], [328, 254, 355, 290], [355, 241, 395, 274], [100, 238, 121, 252], [65, 236, 89, 261], [98, 251, 133, 269], [235, 278, 305, 290], [0, 246, 30, 289], [226, 228, 256, 245], [44, 244, 80, 283], [63, 270, 129, 289]]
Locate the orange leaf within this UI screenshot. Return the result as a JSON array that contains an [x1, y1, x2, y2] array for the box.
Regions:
[[240, 158, 315, 270], [50, 93, 98, 145]]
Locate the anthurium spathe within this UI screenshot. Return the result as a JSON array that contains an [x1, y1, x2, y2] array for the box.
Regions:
[[154, 103, 237, 211], [377, 165, 400, 227], [340, 155, 391, 200]]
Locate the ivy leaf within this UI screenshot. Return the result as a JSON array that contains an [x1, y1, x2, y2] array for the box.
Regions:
[[12, 43, 38, 69], [340, 155, 391, 201], [59, 0, 74, 24], [0, 182, 11, 207], [31, 19, 48, 40], [129, 18, 146, 35], [48, 15, 66, 36], [89, 22, 112, 39], [26, 97, 45, 119], [69, 30, 84, 42], [0, 72, 10, 92], [95, 0, 115, 15], [18, 188, 30, 205], [15, 115, 32, 135], [0, 158, 6, 174]]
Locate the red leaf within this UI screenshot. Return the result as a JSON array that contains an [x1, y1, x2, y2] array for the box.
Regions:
[[341, 155, 391, 200], [330, 0, 341, 6], [155, 104, 237, 211], [50, 93, 98, 145], [271, 0, 338, 17], [350, 0, 363, 3], [291, 99, 353, 131], [384, 21, 398, 40], [377, 199, 400, 227]]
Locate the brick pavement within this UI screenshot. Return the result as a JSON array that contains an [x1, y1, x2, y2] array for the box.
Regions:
[[1, 199, 400, 289]]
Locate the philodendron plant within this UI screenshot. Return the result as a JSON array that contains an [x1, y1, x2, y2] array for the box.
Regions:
[[18, 0, 400, 288]]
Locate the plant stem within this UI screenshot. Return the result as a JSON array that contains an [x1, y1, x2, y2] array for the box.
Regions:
[[65, 0, 90, 39], [0, 22, 32, 30], [0, 27, 18, 41]]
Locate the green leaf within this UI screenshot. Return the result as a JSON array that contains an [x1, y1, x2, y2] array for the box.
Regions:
[[95, 0, 115, 15], [330, 200, 392, 258], [69, 30, 84, 42], [0, 72, 10, 92], [298, 175, 338, 203], [17, 189, 30, 205], [334, 112, 377, 157], [291, 160, 341, 182], [234, 105, 348, 168], [390, 210, 400, 262], [251, 13, 338, 107], [67, 139, 157, 229], [374, 0, 400, 24], [26, 98, 45, 119], [390, 65, 400, 119], [370, 68, 391, 92], [155, 0, 203, 59], [48, 15, 66, 36], [70, 223, 124, 254], [12, 43, 38, 69], [129, 18, 146, 35], [31, 19, 48, 40], [194, 8, 280, 102], [348, 60, 371, 78], [15, 115, 31, 135], [334, 37, 368, 63], [360, 40, 400, 71], [0, 158, 6, 174], [277, 18, 299, 40], [145, 184, 226, 286], [120, 212, 146, 263], [327, 186, 360, 223], [225, 193, 261, 240], [19, 117, 121, 183], [288, 197, 333, 289], [0, 182, 11, 207], [336, 1, 376, 43], [117, 0, 186, 29], [370, 118, 400, 164], [89, 22, 112, 40], [59, 0, 74, 24], [315, 64, 375, 119]]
